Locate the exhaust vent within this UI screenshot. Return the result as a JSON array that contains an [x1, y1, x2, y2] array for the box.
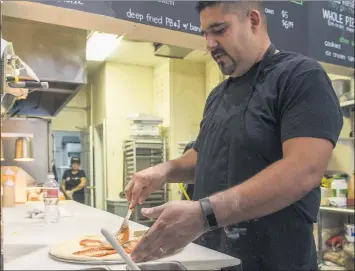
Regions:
[[153, 43, 193, 59]]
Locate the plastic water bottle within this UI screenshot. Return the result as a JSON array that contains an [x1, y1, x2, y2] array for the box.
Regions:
[[43, 173, 60, 223]]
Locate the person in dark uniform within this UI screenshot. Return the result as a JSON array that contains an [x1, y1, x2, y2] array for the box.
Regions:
[[125, 2, 343, 270], [61, 157, 87, 204]]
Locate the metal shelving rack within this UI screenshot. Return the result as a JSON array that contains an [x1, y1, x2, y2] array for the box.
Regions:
[[317, 96, 355, 269], [317, 206, 355, 269], [123, 136, 167, 226]]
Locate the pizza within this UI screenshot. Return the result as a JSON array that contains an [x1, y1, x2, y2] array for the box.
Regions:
[[49, 209, 144, 262]]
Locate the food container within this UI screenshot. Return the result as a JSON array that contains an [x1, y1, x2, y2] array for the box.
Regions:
[[26, 187, 43, 202], [331, 177, 348, 198], [126, 261, 188, 271], [332, 79, 351, 100], [321, 187, 331, 206], [345, 224, 354, 243]]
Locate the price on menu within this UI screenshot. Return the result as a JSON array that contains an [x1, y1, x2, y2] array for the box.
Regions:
[[263, 1, 308, 56]]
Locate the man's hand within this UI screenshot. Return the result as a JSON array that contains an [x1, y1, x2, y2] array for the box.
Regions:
[[130, 201, 207, 263], [125, 164, 170, 209]]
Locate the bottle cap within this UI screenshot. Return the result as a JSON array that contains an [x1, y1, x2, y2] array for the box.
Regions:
[[47, 173, 55, 179]]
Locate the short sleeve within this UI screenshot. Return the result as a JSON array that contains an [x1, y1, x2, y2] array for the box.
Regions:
[[193, 134, 202, 152], [279, 69, 343, 148], [79, 170, 86, 178], [62, 170, 68, 181]]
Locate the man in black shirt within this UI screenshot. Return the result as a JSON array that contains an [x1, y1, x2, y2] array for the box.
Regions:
[[61, 157, 87, 204], [125, 1, 343, 270]]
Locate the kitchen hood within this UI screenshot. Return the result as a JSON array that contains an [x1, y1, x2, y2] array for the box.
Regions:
[[1, 16, 87, 117], [153, 43, 193, 59]]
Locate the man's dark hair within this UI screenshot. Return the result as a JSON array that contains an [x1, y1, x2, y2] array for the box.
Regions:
[[196, 1, 266, 24]]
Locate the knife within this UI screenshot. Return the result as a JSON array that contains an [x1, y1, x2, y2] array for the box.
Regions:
[[114, 208, 133, 239], [102, 208, 133, 245]]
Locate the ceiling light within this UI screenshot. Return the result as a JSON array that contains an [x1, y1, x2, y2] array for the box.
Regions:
[[14, 137, 34, 162], [86, 31, 124, 61]]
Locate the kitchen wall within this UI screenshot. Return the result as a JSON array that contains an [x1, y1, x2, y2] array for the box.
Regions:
[[82, 58, 207, 202], [151, 59, 206, 200], [51, 86, 88, 132], [205, 59, 223, 98], [168, 59, 205, 200], [104, 62, 155, 199], [90, 64, 107, 127], [153, 59, 171, 128]]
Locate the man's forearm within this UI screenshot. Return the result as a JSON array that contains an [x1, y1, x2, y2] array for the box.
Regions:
[[164, 149, 197, 184], [209, 156, 324, 227], [71, 185, 84, 193]]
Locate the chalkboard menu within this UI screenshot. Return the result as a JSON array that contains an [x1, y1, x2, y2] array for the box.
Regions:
[[35, 1, 202, 35], [111, 1, 201, 36], [35, 0, 354, 69], [34, 1, 117, 17], [308, 1, 354, 68], [263, 1, 308, 56]]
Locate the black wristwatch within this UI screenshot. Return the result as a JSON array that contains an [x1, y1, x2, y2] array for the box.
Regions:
[[199, 197, 219, 231]]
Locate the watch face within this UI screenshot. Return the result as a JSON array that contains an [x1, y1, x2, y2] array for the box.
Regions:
[[206, 213, 218, 228]]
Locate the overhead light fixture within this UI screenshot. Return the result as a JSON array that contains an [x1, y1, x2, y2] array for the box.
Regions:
[[1, 140, 4, 161], [86, 31, 124, 61], [14, 137, 34, 162]]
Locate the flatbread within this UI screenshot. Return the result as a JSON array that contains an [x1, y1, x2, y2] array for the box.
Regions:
[[49, 234, 124, 262]]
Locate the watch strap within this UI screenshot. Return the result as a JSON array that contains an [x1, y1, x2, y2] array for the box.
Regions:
[[199, 197, 219, 231]]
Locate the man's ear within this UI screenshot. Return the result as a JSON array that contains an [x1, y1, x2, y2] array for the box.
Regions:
[[249, 10, 262, 30]]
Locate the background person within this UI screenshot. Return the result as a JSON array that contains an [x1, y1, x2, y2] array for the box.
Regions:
[[61, 157, 87, 204]]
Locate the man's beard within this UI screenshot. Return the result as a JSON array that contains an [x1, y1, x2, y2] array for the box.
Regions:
[[212, 47, 237, 76]]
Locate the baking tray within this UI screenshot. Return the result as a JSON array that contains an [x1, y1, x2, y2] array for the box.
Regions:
[[49, 253, 124, 265]]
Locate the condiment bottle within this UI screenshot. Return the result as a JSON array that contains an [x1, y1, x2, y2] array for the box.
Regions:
[[15, 169, 27, 203], [3, 178, 15, 207]]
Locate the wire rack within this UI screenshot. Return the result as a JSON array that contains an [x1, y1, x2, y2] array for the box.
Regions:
[[122, 136, 167, 226]]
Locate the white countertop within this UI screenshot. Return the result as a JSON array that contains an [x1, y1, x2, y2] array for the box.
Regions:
[[3, 201, 240, 270]]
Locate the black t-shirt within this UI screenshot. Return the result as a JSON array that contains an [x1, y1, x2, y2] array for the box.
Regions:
[[62, 169, 86, 194], [194, 51, 343, 223]]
